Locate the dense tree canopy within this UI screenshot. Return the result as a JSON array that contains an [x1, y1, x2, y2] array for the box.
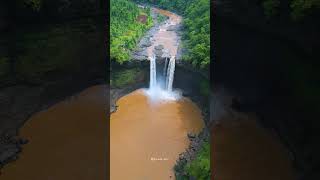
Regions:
[[262, 0, 320, 20], [110, 0, 153, 63]]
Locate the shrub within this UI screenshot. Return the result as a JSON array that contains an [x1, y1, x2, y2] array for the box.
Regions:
[[184, 141, 210, 180], [262, 0, 280, 18]]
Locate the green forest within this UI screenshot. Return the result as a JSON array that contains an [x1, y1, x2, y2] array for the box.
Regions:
[[110, 0, 153, 63], [262, 0, 320, 20]]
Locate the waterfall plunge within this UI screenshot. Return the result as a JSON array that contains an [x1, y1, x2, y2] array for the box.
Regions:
[[145, 55, 181, 101]]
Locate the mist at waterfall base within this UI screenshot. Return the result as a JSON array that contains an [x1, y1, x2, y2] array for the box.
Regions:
[[143, 56, 182, 103]]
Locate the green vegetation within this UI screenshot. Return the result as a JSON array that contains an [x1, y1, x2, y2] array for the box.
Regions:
[[0, 57, 9, 78], [5, 19, 103, 84], [110, 68, 144, 88], [182, 0, 210, 69], [174, 141, 210, 180], [199, 79, 210, 97], [185, 141, 210, 180], [23, 0, 42, 11], [286, 57, 320, 113], [111, 0, 153, 63], [262, 0, 320, 21], [263, 0, 280, 18], [157, 13, 168, 23], [290, 0, 320, 20], [134, 0, 210, 70]]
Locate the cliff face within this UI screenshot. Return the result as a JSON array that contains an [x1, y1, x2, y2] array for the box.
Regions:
[[213, 1, 320, 179], [0, 0, 107, 168]]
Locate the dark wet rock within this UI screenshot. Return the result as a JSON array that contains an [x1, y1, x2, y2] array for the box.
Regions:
[[0, 145, 20, 164], [187, 133, 196, 139], [131, 54, 148, 61], [154, 44, 164, 50], [18, 138, 28, 145], [140, 38, 152, 47], [167, 25, 177, 31], [0, 135, 28, 167], [154, 49, 163, 57]]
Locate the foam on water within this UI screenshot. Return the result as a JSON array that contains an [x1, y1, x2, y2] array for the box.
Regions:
[[143, 86, 182, 103]]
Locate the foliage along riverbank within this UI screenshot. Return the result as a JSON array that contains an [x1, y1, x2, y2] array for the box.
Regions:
[[110, 0, 153, 63]]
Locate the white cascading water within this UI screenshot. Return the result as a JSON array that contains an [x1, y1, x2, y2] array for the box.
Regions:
[[165, 56, 175, 91], [149, 55, 157, 89], [145, 54, 181, 102]]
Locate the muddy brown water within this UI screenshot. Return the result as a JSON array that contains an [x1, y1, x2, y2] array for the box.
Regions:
[[110, 89, 204, 180], [1, 85, 107, 180], [147, 8, 182, 57], [212, 113, 296, 180]]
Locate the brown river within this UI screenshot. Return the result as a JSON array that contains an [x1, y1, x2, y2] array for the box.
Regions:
[[0, 86, 204, 180], [147, 8, 181, 57], [111, 89, 204, 180]]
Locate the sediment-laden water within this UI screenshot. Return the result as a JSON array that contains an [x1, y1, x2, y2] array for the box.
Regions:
[[110, 89, 204, 180], [1, 85, 107, 180], [146, 8, 181, 57]]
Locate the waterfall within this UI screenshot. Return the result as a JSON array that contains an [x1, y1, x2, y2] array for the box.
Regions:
[[165, 56, 175, 91], [149, 55, 176, 91], [149, 55, 157, 89], [146, 55, 180, 101]]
